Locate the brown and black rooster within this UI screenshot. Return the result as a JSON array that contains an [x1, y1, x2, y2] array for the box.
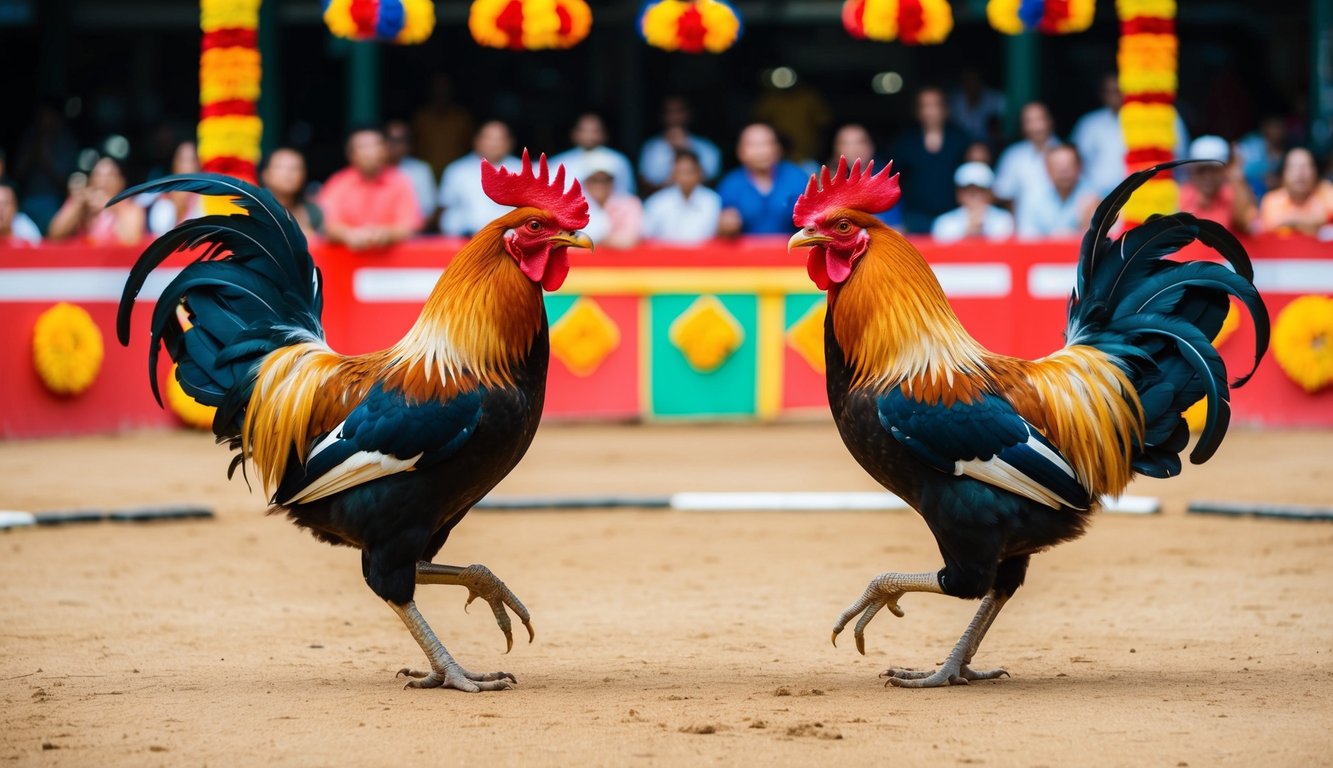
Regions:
[[789, 159, 1267, 687], [116, 151, 592, 691]]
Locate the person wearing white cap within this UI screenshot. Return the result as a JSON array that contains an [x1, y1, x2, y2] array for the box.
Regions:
[[930, 162, 1015, 244], [580, 147, 643, 250], [1179, 135, 1257, 234]]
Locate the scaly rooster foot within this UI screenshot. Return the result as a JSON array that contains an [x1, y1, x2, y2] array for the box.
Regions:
[[880, 663, 1009, 688], [830, 571, 942, 655], [396, 665, 517, 692], [455, 564, 535, 653]]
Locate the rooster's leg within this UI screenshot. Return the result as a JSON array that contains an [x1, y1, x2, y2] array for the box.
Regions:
[[882, 593, 1011, 687], [389, 600, 517, 691], [831, 571, 945, 655], [414, 562, 534, 652]]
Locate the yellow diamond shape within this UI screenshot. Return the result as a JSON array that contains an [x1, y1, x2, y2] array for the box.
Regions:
[[669, 295, 744, 373], [550, 297, 621, 377], [786, 300, 827, 374]]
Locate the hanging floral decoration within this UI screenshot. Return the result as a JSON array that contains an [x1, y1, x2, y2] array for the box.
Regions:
[[199, 0, 262, 187], [1271, 295, 1333, 394], [32, 303, 104, 397], [322, 0, 435, 44], [842, 0, 954, 46], [987, 0, 1095, 35], [640, 0, 742, 54], [469, 0, 593, 50], [166, 364, 218, 430], [1116, 0, 1178, 225]]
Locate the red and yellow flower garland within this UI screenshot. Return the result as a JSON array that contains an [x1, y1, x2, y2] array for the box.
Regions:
[[987, 0, 1095, 35], [469, 0, 593, 50], [1116, 0, 1178, 225], [322, 0, 435, 44], [842, 0, 953, 45], [199, 0, 262, 184], [640, 0, 742, 54]]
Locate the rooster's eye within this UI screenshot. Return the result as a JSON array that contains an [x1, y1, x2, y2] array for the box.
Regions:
[[836, 221, 853, 234], [526, 219, 542, 232]]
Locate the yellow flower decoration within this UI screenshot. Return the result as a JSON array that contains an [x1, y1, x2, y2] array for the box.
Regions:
[[1272, 295, 1333, 394], [32, 303, 104, 397], [166, 365, 218, 430]]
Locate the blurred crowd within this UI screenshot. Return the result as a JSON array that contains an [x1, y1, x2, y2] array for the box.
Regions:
[[3, 72, 1332, 250]]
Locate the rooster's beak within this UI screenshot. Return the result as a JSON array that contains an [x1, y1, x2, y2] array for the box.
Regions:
[[549, 231, 594, 251], [788, 229, 831, 251]]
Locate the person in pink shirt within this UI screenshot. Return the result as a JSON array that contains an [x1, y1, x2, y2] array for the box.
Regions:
[[319, 127, 422, 250], [580, 148, 642, 250]]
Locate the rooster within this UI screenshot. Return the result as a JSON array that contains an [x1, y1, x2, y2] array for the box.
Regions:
[[115, 151, 592, 691], [788, 158, 1268, 687]]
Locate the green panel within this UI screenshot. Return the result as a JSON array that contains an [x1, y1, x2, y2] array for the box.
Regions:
[[784, 293, 826, 330], [544, 294, 578, 325], [650, 294, 757, 418]]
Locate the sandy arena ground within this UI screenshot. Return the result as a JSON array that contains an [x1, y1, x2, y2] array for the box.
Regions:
[[2, 423, 1332, 767]]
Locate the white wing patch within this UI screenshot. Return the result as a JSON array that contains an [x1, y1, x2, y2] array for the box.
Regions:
[[280, 415, 423, 505], [953, 431, 1086, 511]]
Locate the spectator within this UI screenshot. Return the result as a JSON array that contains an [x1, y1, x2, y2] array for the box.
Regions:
[[412, 73, 475, 178], [964, 141, 993, 166], [1236, 115, 1287, 197], [580, 149, 643, 250], [1258, 147, 1333, 236], [642, 150, 721, 245], [890, 87, 970, 233], [0, 182, 41, 246], [147, 141, 204, 235], [1072, 74, 1188, 197], [319, 127, 422, 250], [949, 68, 1006, 143], [992, 102, 1061, 204], [638, 96, 722, 192], [261, 147, 323, 240], [830, 123, 903, 228], [552, 113, 636, 196], [1014, 145, 1098, 239], [385, 119, 438, 224], [717, 123, 809, 237], [48, 157, 146, 245], [931, 162, 1014, 243], [1178, 136, 1258, 235], [438, 121, 521, 237], [0, 154, 43, 243]]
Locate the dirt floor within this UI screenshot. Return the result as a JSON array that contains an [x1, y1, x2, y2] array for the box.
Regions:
[[2, 423, 1332, 767]]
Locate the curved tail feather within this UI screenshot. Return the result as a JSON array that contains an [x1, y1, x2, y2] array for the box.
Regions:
[[115, 173, 324, 437], [1066, 162, 1269, 478]]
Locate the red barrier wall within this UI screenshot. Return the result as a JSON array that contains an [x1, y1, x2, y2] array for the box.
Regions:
[[2, 236, 1329, 438]]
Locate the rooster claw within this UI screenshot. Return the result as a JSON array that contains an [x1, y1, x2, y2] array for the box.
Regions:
[[455, 564, 534, 653], [396, 665, 516, 692]]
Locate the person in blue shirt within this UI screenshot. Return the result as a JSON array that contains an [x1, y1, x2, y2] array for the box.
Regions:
[[717, 123, 809, 236]]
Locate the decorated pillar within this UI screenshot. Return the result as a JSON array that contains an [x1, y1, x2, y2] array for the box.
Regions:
[[198, 0, 263, 185], [1115, 0, 1178, 225]]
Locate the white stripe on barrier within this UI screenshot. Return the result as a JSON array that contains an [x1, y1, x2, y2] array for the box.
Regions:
[[354, 268, 441, 302], [0, 268, 182, 302], [669, 491, 1159, 514], [1251, 260, 1333, 293], [929, 264, 1012, 297], [1027, 263, 1078, 300]]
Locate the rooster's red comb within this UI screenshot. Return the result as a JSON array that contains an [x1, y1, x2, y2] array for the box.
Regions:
[[792, 157, 901, 228], [481, 149, 590, 231]]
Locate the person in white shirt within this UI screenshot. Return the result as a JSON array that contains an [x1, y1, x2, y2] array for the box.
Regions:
[[638, 96, 721, 192], [1014, 145, 1099, 239], [437, 121, 521, 237], [386, 120, 438, 224], [992, 101, 1061, 204], [551, 113, 636, 197], [146, 141, 205, 236], [0, 182, 42, 245], [931, 162, 1015, 243], [642, 150, 721, 245], [1072, 74, 1188, 197]]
